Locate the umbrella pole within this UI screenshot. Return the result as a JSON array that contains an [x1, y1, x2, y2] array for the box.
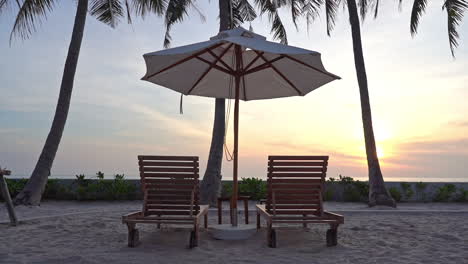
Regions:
[[231, 44, 242, 227]]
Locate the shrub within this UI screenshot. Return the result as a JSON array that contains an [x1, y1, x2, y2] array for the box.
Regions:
[[389, 187, 402, 202], [323, 189, 334, 201], [400, 182, 414, 201], [239, 178, 266, 200], [415, 182, 428, 201], [0, 178, 27, 201], [221, 182, 233, 198], [338, 175, 369, 202], [455, 188, 468, 202], [433, 184, 457, 202], [108, 174, 136, 200]]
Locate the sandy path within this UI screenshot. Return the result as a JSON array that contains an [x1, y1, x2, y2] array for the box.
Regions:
[[1, 202, 468, 264]]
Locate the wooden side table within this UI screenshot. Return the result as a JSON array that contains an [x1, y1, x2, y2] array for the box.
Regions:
[[217, 196, 250, 224]]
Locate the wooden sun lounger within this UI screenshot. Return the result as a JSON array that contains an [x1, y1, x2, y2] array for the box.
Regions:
[[256, 155, 344, 248], [122, 155, 209, 248]]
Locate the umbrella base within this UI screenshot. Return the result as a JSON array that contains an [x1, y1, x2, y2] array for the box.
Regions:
[[210, 224, 257, 240]]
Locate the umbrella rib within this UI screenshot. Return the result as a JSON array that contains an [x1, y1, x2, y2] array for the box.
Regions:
[[207, 49, 234, 72], [242, 55, 285, 76], [143, 43, 225, 80], [283, 55, 341, 80], [195, 56, 233, 75], [187, 44, 234, 95], [254, 51, 302, 96], [243, 52, 264, 72]]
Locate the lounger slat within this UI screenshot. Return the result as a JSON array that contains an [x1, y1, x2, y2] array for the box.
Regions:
[[269, 184, 321, 189], [139, 161, 197, 167], [268, 156, 329, 160], [146, 189, 199, 196], [143, 179, 197, 184], [268, 173, 323, 177], [138, 155, 198, 161], [268, 167, 324, 172], [145, 200, 196, 205], [268, 161, 326, 166], [267, 210, 319, 215], [147, 205, 200, 210], [142, 167, 199, 173], [145, 184, 195, 189], [266, 205, 320, 210], [142, 173, 199, 178], [268, 179, 323, 184], [146, 210, 198, 216]]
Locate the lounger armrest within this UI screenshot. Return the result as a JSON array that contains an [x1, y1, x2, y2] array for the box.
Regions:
[[256, 204, 272, 218], [323, 211, 345, 224], [122, 211, 143, 223]]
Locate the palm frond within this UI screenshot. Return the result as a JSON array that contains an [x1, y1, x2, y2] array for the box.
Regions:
[[254, 0, 288, 43], [443, 0, 467, 57], [189, 1, 206, 22], [236, 0, 257, 22], [125, 0, 132, 24], [0, 0, 8, 14], [163, 0, 192, 48], [302, 0, 323, 33], [373, 0, 379, 18], [133, 0, 167, 17], [358, 0, 368, 21], [325, 0, 338, 35], [290, 0, 304, 29], [410, 0, 427, 36], [9, 0, 57, 43], [271, 11, 288, 43], [90, 0, 124, 27]]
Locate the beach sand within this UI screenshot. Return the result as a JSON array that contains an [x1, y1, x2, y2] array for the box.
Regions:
[[1, 201, 467, 264]]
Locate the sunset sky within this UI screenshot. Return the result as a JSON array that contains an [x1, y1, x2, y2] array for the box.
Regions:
[[0, 0, 467, 181]]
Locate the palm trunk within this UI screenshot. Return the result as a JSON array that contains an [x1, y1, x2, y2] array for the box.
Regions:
[[346, 0, 396, 207], [200, 0, 230, 206], [14, 0, 88, 206]]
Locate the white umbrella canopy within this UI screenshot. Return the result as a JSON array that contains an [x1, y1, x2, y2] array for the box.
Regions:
[[142, 27, 340, 100], [141, 27, 340, 227]]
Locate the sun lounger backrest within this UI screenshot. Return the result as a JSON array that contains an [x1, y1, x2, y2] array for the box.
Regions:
[[138, 155, 200, 216], [267, 155, 328, 216]]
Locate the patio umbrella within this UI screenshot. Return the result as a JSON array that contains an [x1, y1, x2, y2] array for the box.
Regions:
[[142, 27, 340, 227]]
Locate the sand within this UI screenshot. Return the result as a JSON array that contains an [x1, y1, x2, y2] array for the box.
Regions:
[[1, 201, 468, 264]]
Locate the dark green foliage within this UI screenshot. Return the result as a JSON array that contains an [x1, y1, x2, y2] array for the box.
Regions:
[[455, 188, 468, 202], [1, 178, 28, 200], [338, 175, 369, 202], [434, 184, 457, 202], [221, 182, 233, 198], [400, 182, 414, 201], [415, 181, 428, 201], [74, 172, 136, 200], [323, 189, 334, 201], [389, 187, 402, 202], [239, 177, 266, 200]]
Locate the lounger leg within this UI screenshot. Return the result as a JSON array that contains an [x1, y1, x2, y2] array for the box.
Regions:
[[267, 221, 276, 248], [217, 198, 222, 224], [204, 213, 208, 229], [244, 199, 249, 224], [256, 212, 261, 229], [157, 214, 161, 229], [303, 214, 307, 228], [326, 224, 339, 247], [127, 223, 140, 248]]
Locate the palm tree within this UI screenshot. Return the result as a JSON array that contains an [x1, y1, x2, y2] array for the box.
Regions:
[[161, 0, 295, 206], [410, 0, 467, 56], [9, 0, 160, 206], [299, 0, 396, 206]]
